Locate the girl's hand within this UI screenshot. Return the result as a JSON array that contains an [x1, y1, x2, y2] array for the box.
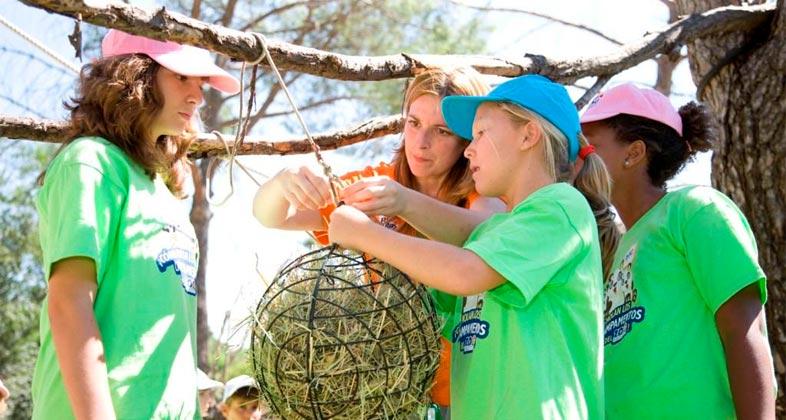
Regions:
[[277, 166, 332, 210], [340, 176, 410, 217], [328, 205, 376, 249]]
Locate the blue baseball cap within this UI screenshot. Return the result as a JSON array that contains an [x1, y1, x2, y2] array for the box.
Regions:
[[441, 75, 581, 161]]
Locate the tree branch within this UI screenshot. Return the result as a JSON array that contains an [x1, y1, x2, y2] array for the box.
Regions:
[[17, 0, 775, 83], [0, 114, 404, 158], [218, 95, 355, 130], [448, 0, 624, 46]]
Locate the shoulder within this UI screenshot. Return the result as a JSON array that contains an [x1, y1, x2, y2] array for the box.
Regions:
[[340, 161, 396, 183], [667, 185, 744, 221], [45, 136, 136, 190], [54, 137, 134, 172]]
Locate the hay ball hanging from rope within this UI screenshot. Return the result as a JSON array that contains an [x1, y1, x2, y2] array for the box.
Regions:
[[250, 245, 442, 419]]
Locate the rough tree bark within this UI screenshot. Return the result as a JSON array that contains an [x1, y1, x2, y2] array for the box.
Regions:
[[675, 0, 786, 413]]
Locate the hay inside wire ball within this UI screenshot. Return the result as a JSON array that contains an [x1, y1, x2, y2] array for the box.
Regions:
[[250, 245, 442, 419]]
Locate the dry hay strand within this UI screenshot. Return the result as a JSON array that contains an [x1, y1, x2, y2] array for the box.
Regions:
[[250, 245, 442, 419]]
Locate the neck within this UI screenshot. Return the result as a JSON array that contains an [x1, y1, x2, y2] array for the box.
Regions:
[[415, 175, 443, 198], [613, 179, 666, 229], [504, 163, 553, 211]]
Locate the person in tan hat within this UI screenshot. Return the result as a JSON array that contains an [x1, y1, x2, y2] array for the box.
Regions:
[[30, 29, 238, 420]]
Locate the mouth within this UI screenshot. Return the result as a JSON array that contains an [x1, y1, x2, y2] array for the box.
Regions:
[[178, 112, 193, 120], [411, 155, 431, 163]]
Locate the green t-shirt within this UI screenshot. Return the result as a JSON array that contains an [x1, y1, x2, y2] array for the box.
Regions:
[[32, 137, 200, 419], [451, 183, 605, 420], [604, 186, 768, 419]]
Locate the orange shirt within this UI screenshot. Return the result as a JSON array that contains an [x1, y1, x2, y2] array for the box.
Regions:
[[313, 162, 477, 407]]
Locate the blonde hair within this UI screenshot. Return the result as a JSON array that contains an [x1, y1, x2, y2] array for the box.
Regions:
[[496, 102, 620, 279], [392, 67, 490, 236]]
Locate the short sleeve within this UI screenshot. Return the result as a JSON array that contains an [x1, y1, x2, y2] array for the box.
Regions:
[[38, 162, 125, 286], [681, 196, 766, 312], [464, 203, 584, 307]]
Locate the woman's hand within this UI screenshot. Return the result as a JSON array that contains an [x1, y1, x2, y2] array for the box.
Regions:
[[327, 205, 377, 249], [340, 176, 411, 217], [278, 166, 333, 211]]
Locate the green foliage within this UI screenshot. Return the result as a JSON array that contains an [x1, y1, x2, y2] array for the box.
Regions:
[[0, 143, 50, 419]]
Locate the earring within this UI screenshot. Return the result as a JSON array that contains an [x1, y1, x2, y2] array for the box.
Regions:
[[623, 159, 630, 168]]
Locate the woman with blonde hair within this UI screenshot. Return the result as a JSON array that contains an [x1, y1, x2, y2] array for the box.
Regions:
[[253, 67, 505, 416], [32, 29, 238, 419], [328, 75, 619, 418]]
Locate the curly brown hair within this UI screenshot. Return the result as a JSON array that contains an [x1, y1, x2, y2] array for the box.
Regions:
[[40, 54, 194, 197]]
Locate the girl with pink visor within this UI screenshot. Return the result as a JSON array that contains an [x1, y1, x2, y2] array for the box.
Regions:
[[32, 30, 238, 419]]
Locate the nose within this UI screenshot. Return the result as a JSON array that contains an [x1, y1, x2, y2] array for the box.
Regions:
[[187, 81, 204, 106], [412, 127, 433, 150], [464, 139, 475, 159]]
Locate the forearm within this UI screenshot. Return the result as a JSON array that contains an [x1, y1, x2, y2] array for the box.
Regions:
[[399, 190, 490, 246], [49, 294, 116, 419], [716, 284, 776, 419], [721, 318, 775, 419], [356, 223, 501, 295]]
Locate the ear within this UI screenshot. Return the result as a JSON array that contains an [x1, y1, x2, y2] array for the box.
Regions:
[[625, 139, 647, 167], [218, 403, 229, 416], [518, 121, 541, 151]]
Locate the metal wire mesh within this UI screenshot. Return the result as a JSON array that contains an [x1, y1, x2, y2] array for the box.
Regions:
[[250, 245, 442, 419]]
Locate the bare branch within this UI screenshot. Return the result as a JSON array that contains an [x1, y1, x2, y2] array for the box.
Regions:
[[448, 0, 624, 46], [17, 0, 775, 83], [240, 0, 316, 32], [0, 94, 49, 119], [218, 95, 357, 130], [0, 114, 404, 157], [574, 75, 612, 111], [190, 0, 200, 19]]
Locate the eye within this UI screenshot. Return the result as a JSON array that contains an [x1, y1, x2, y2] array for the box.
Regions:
[[437, 128, 454, 136], [406, 118, 420, 128], [176, 74, 189, 82]]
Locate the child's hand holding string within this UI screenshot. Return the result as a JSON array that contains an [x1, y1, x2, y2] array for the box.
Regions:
[[340, 176, 410, 217], [328, 204, 379, 250]]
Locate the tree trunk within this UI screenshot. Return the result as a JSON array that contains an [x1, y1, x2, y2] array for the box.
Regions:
[[190, 158, 212, 370], [676, 0, 786, 413]]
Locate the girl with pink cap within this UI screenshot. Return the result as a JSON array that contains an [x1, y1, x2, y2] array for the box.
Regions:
[[32, 30, 238, 419], [581, 84, 775, 418]]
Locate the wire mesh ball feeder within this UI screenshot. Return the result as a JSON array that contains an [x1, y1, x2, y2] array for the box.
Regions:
[[250, 244, 442, 419]]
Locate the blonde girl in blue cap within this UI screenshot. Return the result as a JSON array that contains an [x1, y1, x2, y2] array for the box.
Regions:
[[328, 74, 619, 419]]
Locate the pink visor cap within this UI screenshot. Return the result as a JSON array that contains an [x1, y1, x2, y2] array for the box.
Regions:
[[101, 29, 240, 94], [580, 83, 682, 136]]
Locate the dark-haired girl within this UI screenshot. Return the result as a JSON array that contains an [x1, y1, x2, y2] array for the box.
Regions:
[[32, 30, 238, 419], [581, 83, 775, 419]]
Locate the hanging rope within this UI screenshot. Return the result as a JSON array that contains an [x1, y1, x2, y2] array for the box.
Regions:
[[205, 30, 345, 207], [251, 32, 343, 206], [0, 13, 81, 75]]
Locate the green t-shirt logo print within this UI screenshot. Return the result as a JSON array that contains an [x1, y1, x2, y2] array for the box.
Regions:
[[452, 294, 490, 354], [604, 244, 646, 345]]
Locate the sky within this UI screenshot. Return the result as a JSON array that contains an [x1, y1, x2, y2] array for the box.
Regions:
[[0, 0, 711, 347]]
